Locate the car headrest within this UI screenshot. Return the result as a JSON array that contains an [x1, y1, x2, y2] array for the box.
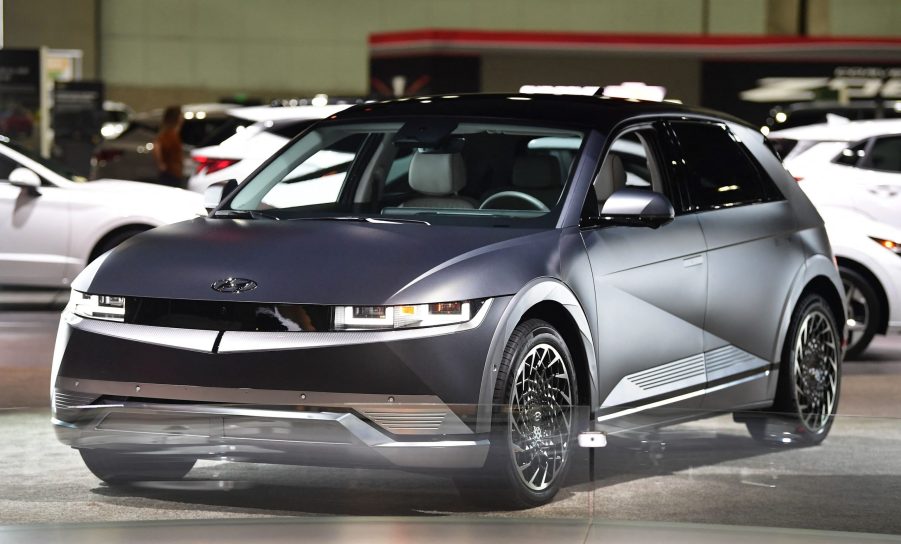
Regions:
[[513, 155, 561, 189], [409, 152, 466, 196], [593, 153, 626, 201]]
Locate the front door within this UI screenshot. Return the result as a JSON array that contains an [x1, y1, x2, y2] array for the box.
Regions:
[[581, 126, 708, 432], [0, 152, 71, 286]]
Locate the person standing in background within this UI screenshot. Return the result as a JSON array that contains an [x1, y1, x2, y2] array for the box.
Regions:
[[153, 105, 184, 187]]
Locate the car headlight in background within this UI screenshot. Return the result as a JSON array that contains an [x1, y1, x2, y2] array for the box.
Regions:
[[70, 291, 126, 322], [333, 300, 486, 330], [870, 237, 901, 256]]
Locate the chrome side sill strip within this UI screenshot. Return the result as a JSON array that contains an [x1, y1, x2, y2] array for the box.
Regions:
[[596, 371, 767, 423]]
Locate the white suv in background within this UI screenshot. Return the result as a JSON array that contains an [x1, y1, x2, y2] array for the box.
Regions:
[[771, 119, 901, 357], [187, 104, 351, 193], [0, 136, 203, 288]]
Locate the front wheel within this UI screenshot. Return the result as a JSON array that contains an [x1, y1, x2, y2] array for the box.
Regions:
[[455, 319, 579, 508], [80, 449, 195, 484], [745, 293, 841, 445]]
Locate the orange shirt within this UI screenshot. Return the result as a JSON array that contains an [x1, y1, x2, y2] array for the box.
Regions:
[[154, 129, 183, 178]]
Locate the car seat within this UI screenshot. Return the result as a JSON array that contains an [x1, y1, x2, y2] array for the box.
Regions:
[[400, 152, 476, 209]]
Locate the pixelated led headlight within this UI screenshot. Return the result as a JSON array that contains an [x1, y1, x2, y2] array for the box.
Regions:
[[333, 300, 486, 330], [70, 290, 126, 322]]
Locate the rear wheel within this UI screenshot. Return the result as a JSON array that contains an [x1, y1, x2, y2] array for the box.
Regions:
[[840, 266, 881, 359], [455, 319, 578, 508], [79, 449, 195, 484], [745, 294, 841, 445]]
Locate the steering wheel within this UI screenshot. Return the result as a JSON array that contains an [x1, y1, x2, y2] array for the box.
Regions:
[[479, 191, 550, 212]]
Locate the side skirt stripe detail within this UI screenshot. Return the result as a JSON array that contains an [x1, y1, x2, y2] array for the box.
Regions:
[[596, 371, 768, 423]]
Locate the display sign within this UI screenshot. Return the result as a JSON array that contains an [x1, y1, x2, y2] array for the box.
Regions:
[[0, 49, 41, 152], [370, 56, 480, 98], [701, 61, 901, 126], [51, 80, 104, 177]]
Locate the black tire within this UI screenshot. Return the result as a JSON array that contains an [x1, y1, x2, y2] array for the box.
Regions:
[[839, 266, 881, 360], [79, 449, 195, 484], [455, 319, 579, 508], [89, 226, 151, 263], [745, 293, 841, 446]]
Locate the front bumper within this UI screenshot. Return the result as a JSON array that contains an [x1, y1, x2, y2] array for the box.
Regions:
[[52, 396, 489, 469], [51, 297, 510, 470]]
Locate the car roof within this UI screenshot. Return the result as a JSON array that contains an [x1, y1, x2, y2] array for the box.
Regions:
[[227, 104, 352, 122], [770, 118, 901, 142], [327, 93, 748, 132]]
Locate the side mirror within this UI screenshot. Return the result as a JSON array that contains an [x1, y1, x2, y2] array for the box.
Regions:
[[8, 167, 42, 196], [583, 187, 675, 229], [203, 179, 238, 213]]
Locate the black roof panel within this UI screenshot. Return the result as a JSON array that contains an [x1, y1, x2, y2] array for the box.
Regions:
[[326, 93, 749, 132]]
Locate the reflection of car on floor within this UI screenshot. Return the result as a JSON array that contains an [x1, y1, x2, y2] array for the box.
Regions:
[[0, 135, 204, 288], [52, 94, 844, 508], [187, 104, 352, 193], [770, 120, 901, 357]]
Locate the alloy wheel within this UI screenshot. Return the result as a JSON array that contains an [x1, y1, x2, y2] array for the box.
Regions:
[[508, 342, 573, 492], [842, 277, 870, 353], [793, 309, 839, 433]]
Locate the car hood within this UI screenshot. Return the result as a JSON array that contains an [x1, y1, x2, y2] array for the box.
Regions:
[[73, 218, 561, 305]]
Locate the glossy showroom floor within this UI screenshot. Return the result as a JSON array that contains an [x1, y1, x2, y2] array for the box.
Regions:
[[1, 303, 900, 541]]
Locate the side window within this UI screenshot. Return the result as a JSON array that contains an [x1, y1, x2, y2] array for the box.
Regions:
[[833, 140, 868, 167], [592, 129, 665, 202], [0, 154, 18, 180], [862, 136, 901, 173], [669, 121, 767, 212]]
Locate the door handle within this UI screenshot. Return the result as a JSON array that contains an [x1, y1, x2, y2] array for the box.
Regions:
[[868, 185, 899, 198], [683, 255, 704, 268]]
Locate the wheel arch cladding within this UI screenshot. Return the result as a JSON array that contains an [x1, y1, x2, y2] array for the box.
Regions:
[[521, 301, 591, 407], [836, 257, 889, 335], [476, 278, 598, 434], [793, 276, 846, 357]]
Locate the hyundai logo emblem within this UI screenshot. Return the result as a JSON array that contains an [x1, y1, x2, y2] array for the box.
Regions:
[[211, 278, 258, 293]]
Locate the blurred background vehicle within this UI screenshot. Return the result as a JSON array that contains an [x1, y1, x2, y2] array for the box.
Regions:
[[771, 119, 901, 230], [100, 100, 133, 140], [0, 134, 203, 288], [90, 103, 238, 183], [187, 103, 352, 193], [821, 208, 901, 358], [764, 100, 901, 134], [770, 119, 901, 357]]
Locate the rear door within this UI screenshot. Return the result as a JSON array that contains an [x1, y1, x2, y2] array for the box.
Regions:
[[665, 120, 804, 410]]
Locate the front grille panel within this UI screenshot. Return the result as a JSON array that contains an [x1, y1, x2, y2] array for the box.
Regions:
[[124, 297, 333, 332]]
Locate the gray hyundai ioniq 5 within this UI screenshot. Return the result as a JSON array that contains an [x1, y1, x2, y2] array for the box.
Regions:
[[51, 94, 845, 507]]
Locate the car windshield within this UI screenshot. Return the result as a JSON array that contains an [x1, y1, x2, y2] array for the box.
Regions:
[[226, 119, 585, 228]]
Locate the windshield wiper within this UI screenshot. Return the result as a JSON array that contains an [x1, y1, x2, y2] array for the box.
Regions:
[[212, 209, 281, 220], [294, 216, 431, 226]]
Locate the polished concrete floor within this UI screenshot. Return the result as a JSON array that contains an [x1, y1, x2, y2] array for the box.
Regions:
[[1, 309, 900, 538]]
